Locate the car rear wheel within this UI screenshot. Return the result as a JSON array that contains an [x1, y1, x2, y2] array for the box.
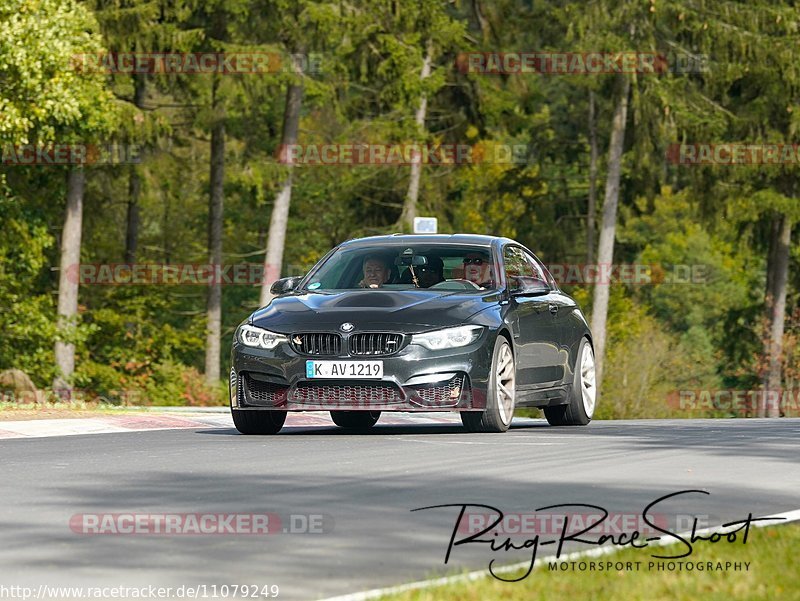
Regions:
[[461, 336, 515, 433], [544, 337, 596, 426], [232, 409, 287, 434], [330, 411, 381, 430]]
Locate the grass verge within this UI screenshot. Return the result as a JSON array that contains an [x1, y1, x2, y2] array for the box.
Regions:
[[378, 523, 800, 601], [0, 401, 222, 420]]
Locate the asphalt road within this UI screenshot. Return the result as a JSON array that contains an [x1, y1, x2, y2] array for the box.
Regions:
[[1, 417, 799, 600]]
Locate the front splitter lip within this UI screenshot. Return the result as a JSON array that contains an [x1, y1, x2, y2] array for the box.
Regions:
[[235, 378, 482, 411]]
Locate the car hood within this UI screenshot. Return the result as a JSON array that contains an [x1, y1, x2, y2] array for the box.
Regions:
[[251, 290, 495, 333]]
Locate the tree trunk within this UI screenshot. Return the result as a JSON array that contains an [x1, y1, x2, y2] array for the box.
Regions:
[[761, 214, 792, 417], [471, 0, 492, 43], [162, 186, 172, 264], [259, 54, 305, 307], [765, 217, 780, 302], [590, 75, 630, 391], [398, 40, 433, 231], [204, 117, 225, 384], [125, 170, 140, 264], [54, 168, 85, 392], [586, 90, 598, 264], [125, 71, 146, 264]]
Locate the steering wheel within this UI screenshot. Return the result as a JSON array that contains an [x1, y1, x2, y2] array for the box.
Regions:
[[428, 279, 482, 291]]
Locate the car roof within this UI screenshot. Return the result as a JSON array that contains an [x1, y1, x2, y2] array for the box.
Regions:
[[339, 234, 508, 248]]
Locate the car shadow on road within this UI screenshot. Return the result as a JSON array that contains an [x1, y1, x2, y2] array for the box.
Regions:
[[196, 417, 800, 465], [194, 417, 550, 437], [574, 417, 800, 463]]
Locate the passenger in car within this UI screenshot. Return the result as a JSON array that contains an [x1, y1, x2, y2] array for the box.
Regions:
[[399, 256, 444, 288], [462, 252, 494, 288], [418, 256, 445, 288]]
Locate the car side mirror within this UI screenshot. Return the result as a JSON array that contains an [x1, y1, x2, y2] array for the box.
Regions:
[[270, 276, 303, 295], [509, 276, 550, 297]]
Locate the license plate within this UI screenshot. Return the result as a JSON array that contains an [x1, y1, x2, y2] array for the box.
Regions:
[[306, 360, 383, 379]]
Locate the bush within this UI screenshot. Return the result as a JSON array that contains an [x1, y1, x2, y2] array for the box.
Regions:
[[74, 359, 224, 406]]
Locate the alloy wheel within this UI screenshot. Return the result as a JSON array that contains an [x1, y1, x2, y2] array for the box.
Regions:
[[495, 343, 516, 424], [580, 344, 597, 418]]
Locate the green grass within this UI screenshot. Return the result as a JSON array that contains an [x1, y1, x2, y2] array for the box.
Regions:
[[379, 524, 800, 601]]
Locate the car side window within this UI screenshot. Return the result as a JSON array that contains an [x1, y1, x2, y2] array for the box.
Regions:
[[522, 250, 551, 286], [503, 246, 534, 292], [541, 262, 558, 290]]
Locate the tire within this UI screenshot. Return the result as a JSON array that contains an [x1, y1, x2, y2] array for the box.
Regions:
[[461, 336, 516, 433], [544, 337, 596, 426], [232, 409, 286, 434], [330, 411, 381, 430]]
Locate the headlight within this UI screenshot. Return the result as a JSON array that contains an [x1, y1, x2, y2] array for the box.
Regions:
[[238, 324, 287, 350], [412, 325, 483, 350]]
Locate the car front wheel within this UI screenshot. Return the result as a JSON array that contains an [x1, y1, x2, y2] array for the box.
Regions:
[[544, 337, 596, 426], [232, 409, 286, 434], [461, 336, 516, 433]]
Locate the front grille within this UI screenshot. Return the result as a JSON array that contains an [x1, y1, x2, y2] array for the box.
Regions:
[[292, 382, 403, 404], [349, 333, 404, 356], [242, 373, 288, 406], [291, 333, 342, 356], [413, 375, 469, 406]]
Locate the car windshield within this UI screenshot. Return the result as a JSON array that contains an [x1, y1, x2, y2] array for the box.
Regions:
[[302, 244, 498, 291]]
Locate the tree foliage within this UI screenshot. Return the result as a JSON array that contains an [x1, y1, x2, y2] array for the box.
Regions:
[[0, 0, 796, 413]]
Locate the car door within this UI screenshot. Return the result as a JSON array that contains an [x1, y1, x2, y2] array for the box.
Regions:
[[503, 245, 563, 388], [526, 251, 573, 384]]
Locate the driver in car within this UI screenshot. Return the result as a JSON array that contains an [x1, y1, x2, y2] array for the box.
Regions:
[[360, 255, 391, 288]]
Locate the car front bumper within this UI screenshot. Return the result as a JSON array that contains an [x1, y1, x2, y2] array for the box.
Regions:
[[230, 333, 495, 412]]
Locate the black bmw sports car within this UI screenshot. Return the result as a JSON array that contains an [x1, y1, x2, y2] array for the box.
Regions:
[[230, 234, 596, 434]]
